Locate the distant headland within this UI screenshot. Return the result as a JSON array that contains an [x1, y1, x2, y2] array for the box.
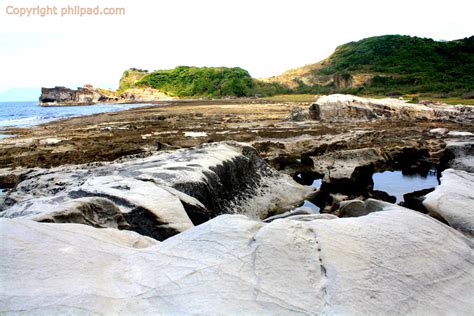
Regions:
[[39, 34, 474, 106]]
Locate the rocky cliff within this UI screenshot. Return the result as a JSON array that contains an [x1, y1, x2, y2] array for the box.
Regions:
[[39, 85, 119, 106], [39, 85, 173, 106]]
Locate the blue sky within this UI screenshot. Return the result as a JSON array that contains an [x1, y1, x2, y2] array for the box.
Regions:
[[1, 0, 473, 101]]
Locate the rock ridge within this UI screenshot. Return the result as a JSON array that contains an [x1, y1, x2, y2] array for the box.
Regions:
[[0, 141, 312, 240]]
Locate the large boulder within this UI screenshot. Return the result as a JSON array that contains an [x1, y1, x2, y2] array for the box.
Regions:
[[423, 169, 474, 236], [309, 94, 473, 122], [1, 206, 472, 314], [1, 142, 312, 240], [310, 94, 435, 121]]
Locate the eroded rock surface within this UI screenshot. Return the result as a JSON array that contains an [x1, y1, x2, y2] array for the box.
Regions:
[[423, 169, 474, 236], [1, 206, 473, 315], [1, 142, 312, 240], [310, 94, 473, 122], [31, 197, 129, 229]]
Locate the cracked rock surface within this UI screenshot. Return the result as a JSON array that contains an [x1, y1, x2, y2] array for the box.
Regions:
[[1, 202, 473, 315]]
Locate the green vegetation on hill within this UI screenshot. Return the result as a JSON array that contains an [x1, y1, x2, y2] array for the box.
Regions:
[[117, 35, 473, 98], [135, 66, 255, 97], [118, 69, 148, 92], [325, 35, 474, 74], [268, 35, 474, 97]]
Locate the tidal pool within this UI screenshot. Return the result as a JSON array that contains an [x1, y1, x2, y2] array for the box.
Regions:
[[302, 179, 321, 213], [372, 170, 438, 203]]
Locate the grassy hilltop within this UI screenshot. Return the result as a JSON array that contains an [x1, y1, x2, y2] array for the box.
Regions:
[[265, 35, 474, 97], [119, 66, 255, 97]]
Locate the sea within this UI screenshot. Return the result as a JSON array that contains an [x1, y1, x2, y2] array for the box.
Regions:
[[0, 101, 158, 138]]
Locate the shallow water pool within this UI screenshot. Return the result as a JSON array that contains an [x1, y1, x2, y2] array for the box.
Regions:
[[372, 170, 438, 203], [302, 179, 321, 213]]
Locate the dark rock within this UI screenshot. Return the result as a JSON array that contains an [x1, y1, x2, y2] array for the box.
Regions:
[[0, 174, 18, 189], [369, 190, 396, 204], [293, 171, 321, 186], [308, 103, 321, 120], [400, 188, 435, 214], [123, 207, 180, 241], [338, 198, 394, 218]]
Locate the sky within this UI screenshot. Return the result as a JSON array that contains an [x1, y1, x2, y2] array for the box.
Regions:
[[0, 0, 473, 100]]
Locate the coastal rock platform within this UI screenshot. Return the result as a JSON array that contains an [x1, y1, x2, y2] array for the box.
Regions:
[[1, 204, 473, 314], [1, 95, 473, 314]]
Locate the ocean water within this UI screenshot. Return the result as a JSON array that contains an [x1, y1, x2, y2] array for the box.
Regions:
[[0, 101, 158, 138]]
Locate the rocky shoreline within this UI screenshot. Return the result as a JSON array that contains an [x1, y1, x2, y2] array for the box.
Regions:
[[1, 94, 473, 314]]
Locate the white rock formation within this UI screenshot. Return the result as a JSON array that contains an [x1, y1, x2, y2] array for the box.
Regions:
[[423, 169, 474, 236], [184, 131, 208, 137], [448, 131, 474, 137], [311, 94, 435, 121], [429, 127, 449, 135], [310, 94, 473, 122], [1, 142, 312, 240], [1, 204, 473, 315]]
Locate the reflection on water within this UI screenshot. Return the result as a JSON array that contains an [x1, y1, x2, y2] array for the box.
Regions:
[[303, 200, 320, 213], [302, 179, 321, 213], [298, 170, 438, 213], [373, 170, 438, 203]]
